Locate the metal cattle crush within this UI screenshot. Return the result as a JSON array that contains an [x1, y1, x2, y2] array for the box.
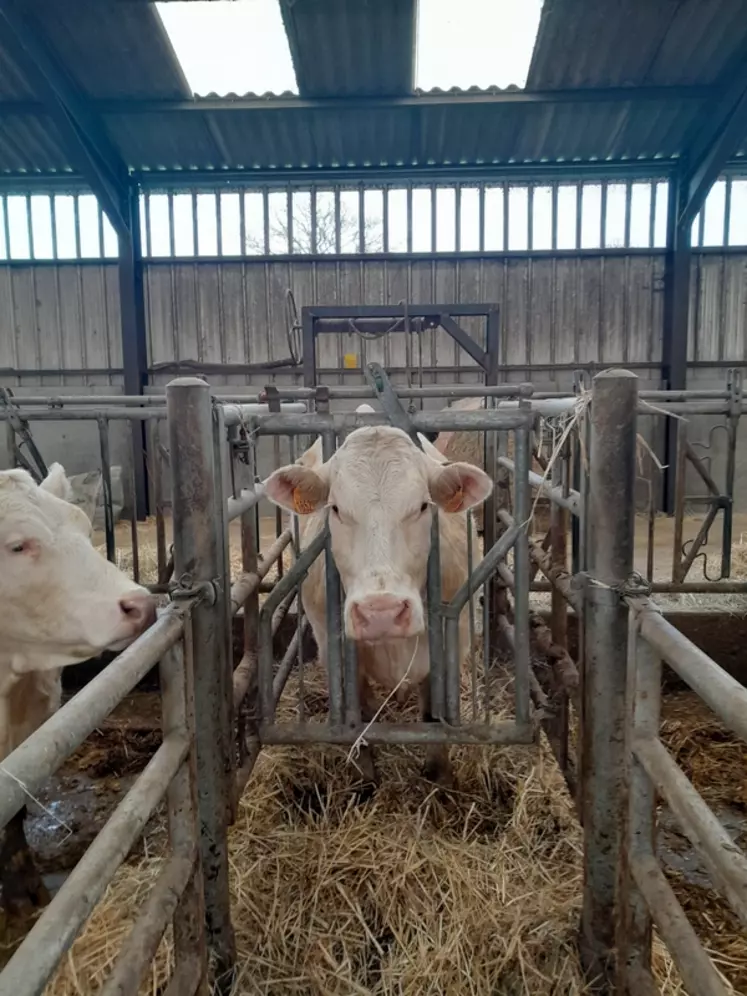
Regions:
[[0, 370, 746, 995]]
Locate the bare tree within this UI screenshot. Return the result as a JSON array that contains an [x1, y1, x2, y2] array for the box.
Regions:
[[245, 197, 384, 254]]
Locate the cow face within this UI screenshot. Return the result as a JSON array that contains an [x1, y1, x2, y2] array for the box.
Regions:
[[0, 464, 156, 670], [265, 427, 492, 642]]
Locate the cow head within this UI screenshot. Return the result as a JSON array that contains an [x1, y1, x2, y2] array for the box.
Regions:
[[265, 427, 492, 642], [0, 464, 156, 669]]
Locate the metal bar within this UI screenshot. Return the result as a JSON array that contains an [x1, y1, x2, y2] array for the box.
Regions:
[[444, 525, 520, 617], [259, 720, 535, 745], [580, 369, 638, 987], [513, 422, 532, 726], [547, 454, 570, 771], [406, 183, 413, 253], [0, 735, 189, 996], [97, 415, 116, 563], [229, 529, 292, 615], [634, 735, 747, 926], [630, 600, 747, 742], [723, 367, 742, 576], [262, 188, 269, 254], [677, 500, 720, 581], [272, 619, 308, 707], [438, 313, 488, 369], [497, 456, 580, 513], [625, 617, 661, 990], [160, 626, 209, 995], [334, 187, 341, 254], [99, 852, 196, 996], [0, 607, 185, 828], [310, 187, 317, 254], [166, 376, 235, 981], [321, 428, 344, 727], [230, 410, 534, 436], [226, 484, 266, 523], [428, 508, 446, 722], [630, 852, 730, 996]]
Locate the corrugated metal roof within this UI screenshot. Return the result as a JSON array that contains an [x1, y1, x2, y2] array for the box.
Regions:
[[279, 0, 416, 97], [528, 0, 747, 89]]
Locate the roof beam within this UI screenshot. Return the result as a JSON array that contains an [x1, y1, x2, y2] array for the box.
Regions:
[[679, 56, 747, 230], [0, 85, 716, 117], [0, 0, 130, 237]]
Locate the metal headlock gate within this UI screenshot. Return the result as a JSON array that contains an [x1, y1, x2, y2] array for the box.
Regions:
[[1, 369, 746, 995]]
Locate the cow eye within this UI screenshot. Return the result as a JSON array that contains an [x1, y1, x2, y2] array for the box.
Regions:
[[331, 504, 340, 515], [420, 502, 429, 513], [9, 540, 29, 554]]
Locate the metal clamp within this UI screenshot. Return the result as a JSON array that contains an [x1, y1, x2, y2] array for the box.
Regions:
[[364, 361, 423, 449], [168, 572, 220, 606]]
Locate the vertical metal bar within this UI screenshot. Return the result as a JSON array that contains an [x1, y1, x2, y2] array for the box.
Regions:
[[150, 418, 168, 583], [73, 193, 81, 259], [344, 638, 360, 728], [551, 182, 558, 251], [724, 176, 732, 246], [580, 369, 638, 989], [97, 415, 115, 564], [671, 419, 687, 583], [697, 206, 705, 248], [455, 183, 462, 253], [478, 183, 485, 252], [484, 307, 501, 698], [129, 431, 141, 585], [191, 191, 199, 257], [166, 377, 236, 984], [723, 368, 741, 577], [382, 186, 389, 253], [624, 181, 632, 248], [322, 428, 344, 727], [50, 194, 58, 260], [97, 203, 105, 259], [2, 194, 11, 259], [527, 183, 533, 252], [513, 417, 531, 726], [427, 506, 445, 721], [160, 623, 210, 996], [286, 187, 293, 254], [467, 510, 477, 722], [25, 194, 33, 259], [310, 187, 318, 254], [262, 188, 270, 255], [406, 183, 413, 253], [358, 184, 365, 253], [238, 189, 246, 256], [548, 452, 569, 767], [600, 182, 608, 248], [215, 192, 223, 257], [168, 192, 175, 258], [144, 192, 152, 259], [431, 184, 437, 253], [334, 187, 341, 255], [502, 181, 509, 251], [624, 616, 661, 992], [576, 182, 583, 250], [648, 181, 656, 249]]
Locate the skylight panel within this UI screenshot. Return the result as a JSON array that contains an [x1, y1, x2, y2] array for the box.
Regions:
[[156, 0, 297, 96], [416, 0, 543, 90]]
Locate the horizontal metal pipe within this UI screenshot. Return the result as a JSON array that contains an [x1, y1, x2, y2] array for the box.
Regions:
[[99, 850, 196, 996], [229, 529, 293, 613], [0, 408, 167, 421], [531, 578, 747, 595], [221, 401, 307, 426], [630, 852, 729, 996], [226, 484, 266, 522], [633, 735, 747, 926], [444, 525, 520, 618], [631, 599, 747, 743], [241, 409, 534, 437], [0, 606, 186, 828], [259, 720, 535, 746], [497, 457, 580, 513], [11, 395, 168, 407], [0, 735, 190, 996]]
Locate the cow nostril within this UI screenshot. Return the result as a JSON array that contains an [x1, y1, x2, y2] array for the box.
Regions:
[[395, 601, 410, 624], [119, 593, 153, 625]]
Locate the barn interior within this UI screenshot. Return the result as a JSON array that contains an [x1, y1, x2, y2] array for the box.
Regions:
[[1, 1, 747, 994]]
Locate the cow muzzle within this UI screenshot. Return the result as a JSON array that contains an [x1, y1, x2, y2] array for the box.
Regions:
[[348, 593, 421, 641]]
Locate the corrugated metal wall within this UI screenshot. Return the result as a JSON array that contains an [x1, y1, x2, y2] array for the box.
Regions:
[[2, 252, 746, 387]]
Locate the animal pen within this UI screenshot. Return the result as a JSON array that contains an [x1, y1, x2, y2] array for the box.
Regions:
[[0, 368, 746, 996]]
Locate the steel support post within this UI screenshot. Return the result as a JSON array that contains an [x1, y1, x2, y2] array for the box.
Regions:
[[166, 377, 236, 989], [580, 369, 638, 989]]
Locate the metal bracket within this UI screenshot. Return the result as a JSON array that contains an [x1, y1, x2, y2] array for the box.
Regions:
[[168, 572, 220, 606], [0, 386, 48, 481], [364, 361, 423, 449]]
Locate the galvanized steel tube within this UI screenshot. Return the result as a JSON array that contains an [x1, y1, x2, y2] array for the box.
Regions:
[[512, 422, 532, 727]]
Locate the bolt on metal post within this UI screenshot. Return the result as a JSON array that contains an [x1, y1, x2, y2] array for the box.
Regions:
[[166, 377, 236, 989]]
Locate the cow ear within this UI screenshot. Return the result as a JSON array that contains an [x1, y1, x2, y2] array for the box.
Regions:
[[263, 464, 329, 515], [39, 462, 74, 502], [429, 461, 493, 513]]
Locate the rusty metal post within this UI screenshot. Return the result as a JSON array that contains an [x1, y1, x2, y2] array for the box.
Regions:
[[671, 419, 688, 583], [547, 450, 569, 771], [166, 377, 236, 989], [580, 369, 638, 989]]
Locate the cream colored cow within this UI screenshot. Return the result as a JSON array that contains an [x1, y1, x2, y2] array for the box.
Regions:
[[265, 422, 492, 785], [0, 463, 155, 914]]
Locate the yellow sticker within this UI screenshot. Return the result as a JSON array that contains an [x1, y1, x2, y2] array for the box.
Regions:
[[292, 487, 316, 515], [343, 353, 359, 369]]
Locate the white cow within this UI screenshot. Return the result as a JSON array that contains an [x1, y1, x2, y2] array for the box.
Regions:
[[0, 463, 155, 914], [264, 419, 492, 785]]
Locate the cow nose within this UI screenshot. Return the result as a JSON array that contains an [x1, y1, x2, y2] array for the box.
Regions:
[[119, 591, 156, 633], [351, 594, 413, 641]]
